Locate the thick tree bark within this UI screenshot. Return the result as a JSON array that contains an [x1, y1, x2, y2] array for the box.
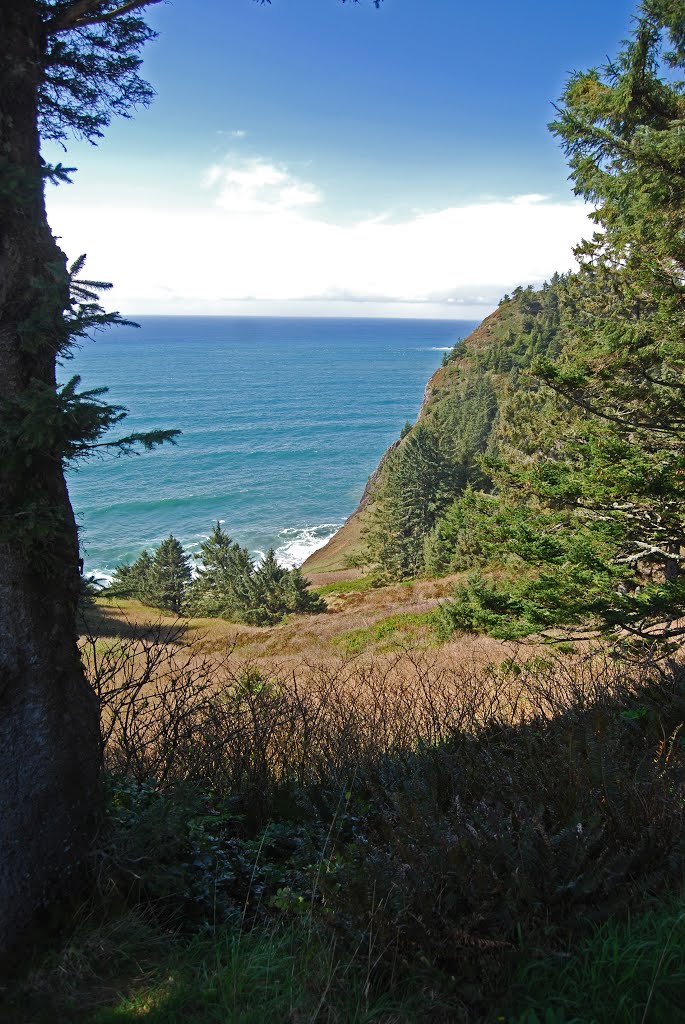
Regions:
[[0, 1, 100, 955]]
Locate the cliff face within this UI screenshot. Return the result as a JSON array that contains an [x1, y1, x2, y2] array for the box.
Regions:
[[301, 353, 458, 577], [301, 309, 503, 578], [303, 281, 565, 580]]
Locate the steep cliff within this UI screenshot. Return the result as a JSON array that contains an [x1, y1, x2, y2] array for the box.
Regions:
[[304, 279, 565, 579]]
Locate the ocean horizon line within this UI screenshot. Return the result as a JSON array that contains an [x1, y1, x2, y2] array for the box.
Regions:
[[115, 311, 485, 323]]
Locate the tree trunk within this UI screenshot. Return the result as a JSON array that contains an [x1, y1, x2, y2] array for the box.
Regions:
[[0, 1, 100, 955]]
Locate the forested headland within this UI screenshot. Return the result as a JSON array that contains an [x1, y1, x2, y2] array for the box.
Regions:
[[4, 2, 685, 1023], [311, 7, 685, 657]]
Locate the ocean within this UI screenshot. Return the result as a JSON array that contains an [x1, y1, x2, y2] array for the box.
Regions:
[[63, 316, 477, 580]]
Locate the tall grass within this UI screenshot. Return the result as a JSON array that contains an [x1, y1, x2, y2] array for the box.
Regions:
[[89, 925, 408, 1024], [506, 891, 685, 1023]]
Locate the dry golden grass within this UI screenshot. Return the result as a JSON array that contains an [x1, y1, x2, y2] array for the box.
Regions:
[[82, 582, 586, 792], [301, 505, 370, 576], [85, 627, 569, 784], [83, 571, 538, 673], [82, 612, 664, 805]]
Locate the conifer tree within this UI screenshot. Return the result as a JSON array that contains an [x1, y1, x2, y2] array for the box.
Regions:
[[367, 424, 468, 579], [145, 535, 192, 614], [1, 0, 382, 954], [187, 522, 254, 619], [528, 0, 685, 641], [109, 548, 153, 598], [246, 548, 289, 626], [110, 538, 192, 613], [283, 566, 327, 615], [0, 0, 173, 952], [235, 549, 325, 625], [439, 3, 685, 647]]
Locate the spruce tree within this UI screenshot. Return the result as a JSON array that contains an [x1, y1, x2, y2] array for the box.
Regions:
[[529, 0, 685, 642], [146, 535, 192, 614], [110, 538, 192, 613], [187, 526, 325, 623], [109, 548, 153, 599], [187, 522, 254, 619], [0, 0, 383, 954], [0, 0, 171, 952], [439, 4, 685, 647], [246, 548, 289, 626], [366, 424, 466, 579], [283, 566, 327, 615]]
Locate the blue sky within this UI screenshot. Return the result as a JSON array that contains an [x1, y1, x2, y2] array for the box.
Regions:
[[46, 0, 637, 318]]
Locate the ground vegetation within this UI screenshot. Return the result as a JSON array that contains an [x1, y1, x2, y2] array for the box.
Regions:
[[109, 525, 325, 624]]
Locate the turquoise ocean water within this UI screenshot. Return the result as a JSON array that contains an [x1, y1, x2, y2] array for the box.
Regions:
[[63, 316, 477, 580]]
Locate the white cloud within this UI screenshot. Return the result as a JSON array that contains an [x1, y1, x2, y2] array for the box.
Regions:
[[204, 157, 322, 215], [47, 157, 593, 318], [511, 193, 548, 205]]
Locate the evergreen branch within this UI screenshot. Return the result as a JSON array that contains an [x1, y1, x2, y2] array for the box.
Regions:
[[71, 428, 181, 457], [41, 161, 76, 184], [45, 0, 113, 33], [637, 369, 685, 394], [536, 374, 685, 436], [45, 0, 163, 34], [65, 0, 166, 30], [620, 621, 685, 640], [617, 544, 685, 565]]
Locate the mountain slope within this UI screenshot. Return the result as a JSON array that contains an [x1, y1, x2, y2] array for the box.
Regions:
[[304, 278, 566, 580]]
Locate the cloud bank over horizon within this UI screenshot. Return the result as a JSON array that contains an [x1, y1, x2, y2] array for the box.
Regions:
[[48, 155, 593, 320]]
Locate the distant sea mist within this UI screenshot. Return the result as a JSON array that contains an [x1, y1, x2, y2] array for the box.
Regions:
[[64, 315, 477, 581]]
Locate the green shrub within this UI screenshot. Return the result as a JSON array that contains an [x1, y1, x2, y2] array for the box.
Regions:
[[37, 633, 685, 1020]]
